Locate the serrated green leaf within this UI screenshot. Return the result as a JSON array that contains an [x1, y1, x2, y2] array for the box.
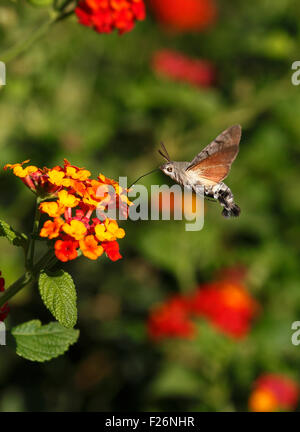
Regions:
[[39, 270, 77, 328], [0, 219, 27, 248], [12, 320, 79, 362]]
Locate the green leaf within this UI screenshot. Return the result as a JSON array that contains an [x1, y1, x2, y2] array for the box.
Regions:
[[0, 219, 27, 248], [12, 320, 79, 362], [39, 270, 77, 328]]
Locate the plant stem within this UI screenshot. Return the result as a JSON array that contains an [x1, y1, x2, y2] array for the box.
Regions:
[[0, 272, 33, 307], [33, 248, 56, 276], [58, 0, 76, 11], [0, 3, 76, 64], [1, 17, 56, 64], [27, 198, 41, 270], [0, 248, 55, 308]]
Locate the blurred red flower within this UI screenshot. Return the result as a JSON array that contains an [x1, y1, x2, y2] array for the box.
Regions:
[[147, 270, 259, 342], [75, 0, 146, 35], [148, 0, 217, 32], [0, 272, 9, 321], [189, 281, 259, 338], [249, 374, 299, 412], [152, 50, 216, 88], [148, 295, 195, 340]]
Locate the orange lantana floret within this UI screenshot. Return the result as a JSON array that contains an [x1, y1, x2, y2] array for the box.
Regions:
[[82, 186, 102, 206], [40, 218, 64, 239], [71, 180, 87, 197], [54, 239, 78, 262], [79, 235, 104, 260]]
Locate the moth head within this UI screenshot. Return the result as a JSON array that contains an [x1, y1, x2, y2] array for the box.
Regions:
[[158, 142, 177, 179], [160, 162, 177, 180]]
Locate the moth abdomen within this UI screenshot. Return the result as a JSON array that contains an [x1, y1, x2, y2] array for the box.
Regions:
[[222, 203, 241, 218], [211, 183, 241, 218]]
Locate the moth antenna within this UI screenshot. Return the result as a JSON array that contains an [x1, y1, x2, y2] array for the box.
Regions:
[[158, 149, 169, 161], [160, 142, 171, 161]]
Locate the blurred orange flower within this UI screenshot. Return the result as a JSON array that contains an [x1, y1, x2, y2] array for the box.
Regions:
[[147, 270, 259, 342], [148, 0, 217, 32], [249, 374, 299, 412]]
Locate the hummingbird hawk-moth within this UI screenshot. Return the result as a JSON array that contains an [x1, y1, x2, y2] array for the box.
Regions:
[[159, 125, 242, 218]]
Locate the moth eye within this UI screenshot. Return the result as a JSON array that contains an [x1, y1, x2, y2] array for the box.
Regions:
[[167, 167, 173, 173]]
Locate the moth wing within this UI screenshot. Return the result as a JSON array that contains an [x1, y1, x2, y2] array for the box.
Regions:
[[185, 125, 241, 183]]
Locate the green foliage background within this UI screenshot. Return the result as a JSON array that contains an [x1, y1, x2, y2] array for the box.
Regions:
[[1, 0, 300, 411]]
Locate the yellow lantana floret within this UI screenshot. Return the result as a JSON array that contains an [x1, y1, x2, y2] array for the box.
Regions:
[[39, 201, 65, 218], [58, 190, 80, 208], [95, 219, 125, 242], [62, 220, 87, 241], [66, 166, 91, 181], [47, 169, 66, 186], [13, 165, 38, 178]]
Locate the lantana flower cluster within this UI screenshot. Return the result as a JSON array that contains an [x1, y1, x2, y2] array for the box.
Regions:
[[75, 0, 146, 35], [4, 159, 131, 263], [148, 268, 259, 340], [0, 272, 9, 321], [249, 374, 299, 412]]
